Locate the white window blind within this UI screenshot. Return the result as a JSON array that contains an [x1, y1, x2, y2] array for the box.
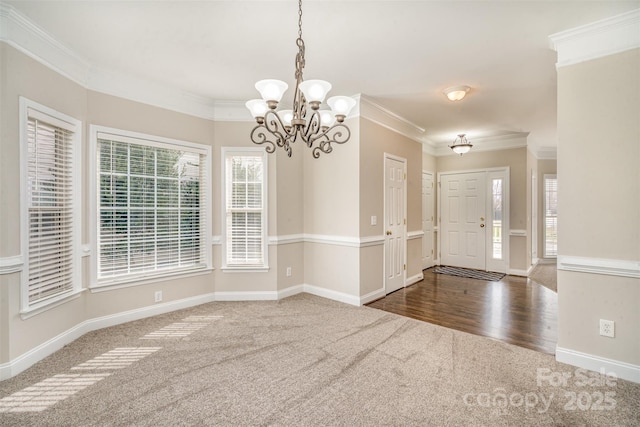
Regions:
[[25, 107, 78, 306], [544, 175, 558, 258], [97, 133, 208, 282], [224, 150, 266, 267]]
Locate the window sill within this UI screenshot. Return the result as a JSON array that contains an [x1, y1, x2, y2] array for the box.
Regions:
[[221, 266, 270, 273], [20, 288, 86, 320], [91, 267, 213, 293]]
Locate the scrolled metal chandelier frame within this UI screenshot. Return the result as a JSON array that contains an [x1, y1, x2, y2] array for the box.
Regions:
[[246, 0, 355, 158]]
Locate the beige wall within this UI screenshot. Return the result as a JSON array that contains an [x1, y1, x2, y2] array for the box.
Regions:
[[360, 118, 423, 287], [1, 43, 90, 362], [0, 44, 225, 362], [557, 48, 640, 365], [422, 150, 436, 174], [437, 147, 528, 272]]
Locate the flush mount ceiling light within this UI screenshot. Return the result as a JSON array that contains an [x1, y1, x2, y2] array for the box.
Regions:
[[449, 133, 473, 155], [444, 85, 471, 101], [245, 0, 355, 158]]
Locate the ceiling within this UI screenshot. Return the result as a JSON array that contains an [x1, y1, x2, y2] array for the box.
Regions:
[[5, 0, 640, 152]]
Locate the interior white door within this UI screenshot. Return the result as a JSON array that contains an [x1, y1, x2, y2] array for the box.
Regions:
[[384, 156, 406, 294], [440, 172, 486, 270], [422, 171, 434, 269]]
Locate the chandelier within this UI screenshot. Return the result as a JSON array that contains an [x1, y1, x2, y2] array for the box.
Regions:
[[449, 134, 473, 155], [245, 0, 355, 158]]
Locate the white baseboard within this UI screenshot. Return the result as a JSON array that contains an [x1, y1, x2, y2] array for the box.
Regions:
[[406, 272, 424, 286], [213, 291, 279, 301], [509, 266, 533, 277], [556, 346, 640, 384], [360, 288, 385, 305], [277, 285, 305, 299], [302, 284, 360, 306], [0, 293, 216, 381], [213, 284, 360, 307]]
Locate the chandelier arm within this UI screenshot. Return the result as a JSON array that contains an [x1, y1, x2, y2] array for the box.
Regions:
[[303, 110, 322, 146], [250, 110, 298, 157], [310, 124, 351, 158], [249, 126, 277, 155]]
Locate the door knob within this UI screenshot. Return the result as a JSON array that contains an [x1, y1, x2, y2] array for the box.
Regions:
[[480, 224, 485, 228], [386, 230, 392, 235]]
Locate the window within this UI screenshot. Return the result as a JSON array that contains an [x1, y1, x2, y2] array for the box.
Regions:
[[491, 178, 503, 260], [92, 127, 211, 286], [544, 174, 558, 258], [20, 98, 81, 311], [222, 148, 267, 270]]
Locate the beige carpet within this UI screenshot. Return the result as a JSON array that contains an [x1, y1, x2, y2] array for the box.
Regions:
[[530, 262, 558, 293], [1, 294, 638, 426]]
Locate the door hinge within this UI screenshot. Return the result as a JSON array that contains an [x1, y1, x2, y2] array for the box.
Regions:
[[431, 249, 434, 255], [404, 173, 407, 180], [403, 218, 406, 225], [403, 264, 406, 271]]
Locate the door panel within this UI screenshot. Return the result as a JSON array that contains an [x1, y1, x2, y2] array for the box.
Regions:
[[441, 172, 486, 270], [385, 156, 406, 294]]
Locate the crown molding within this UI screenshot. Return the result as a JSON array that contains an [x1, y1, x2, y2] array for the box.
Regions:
[[87, 68, 218, 120], [0, 2, 221, 120], [0, 2, 90, 85], [355, 94, 430, 146], [549, 9, 640, 68]]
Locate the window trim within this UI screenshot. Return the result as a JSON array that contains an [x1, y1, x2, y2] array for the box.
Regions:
[[89, 125, 212, 289], [221, 147, 269, 271], [19, 97, 82, 314]]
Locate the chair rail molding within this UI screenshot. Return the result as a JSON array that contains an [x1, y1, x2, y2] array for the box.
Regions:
[[558, 255, 640, 279], [0, 255, 23, 274]]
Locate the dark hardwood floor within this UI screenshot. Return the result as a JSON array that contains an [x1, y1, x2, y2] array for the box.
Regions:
[[366, 268, 558, 354]]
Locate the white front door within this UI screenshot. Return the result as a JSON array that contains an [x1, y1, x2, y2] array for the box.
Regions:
[[384, 155, 406, 294], [422, 171, 434, 269], [440, 171, 487, 270]]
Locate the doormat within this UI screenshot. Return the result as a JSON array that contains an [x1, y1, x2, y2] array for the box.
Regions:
[[433, 266, 506, 282]]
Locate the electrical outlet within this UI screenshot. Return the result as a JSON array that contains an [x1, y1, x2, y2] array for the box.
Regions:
[[286, 267, 292, 277], [599, 319, 614, 338], [371, 216, 377, 226], [154, 291, 163, 303]]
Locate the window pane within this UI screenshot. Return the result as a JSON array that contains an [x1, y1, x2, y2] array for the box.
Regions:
[[97, 136, 205, 281], [544, 176, 558, 257], [225, 151, 265, 267], [492, 178, 503, 260], [26, 113, 76, 305]]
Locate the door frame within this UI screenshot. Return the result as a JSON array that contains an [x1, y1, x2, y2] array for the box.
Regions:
[[437, 167, 510, 273], [422, 170, 435, 269], [383, 153, 407, 294]]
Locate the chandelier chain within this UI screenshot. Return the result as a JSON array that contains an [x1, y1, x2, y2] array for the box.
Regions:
[[298, 0, 303, 39]]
